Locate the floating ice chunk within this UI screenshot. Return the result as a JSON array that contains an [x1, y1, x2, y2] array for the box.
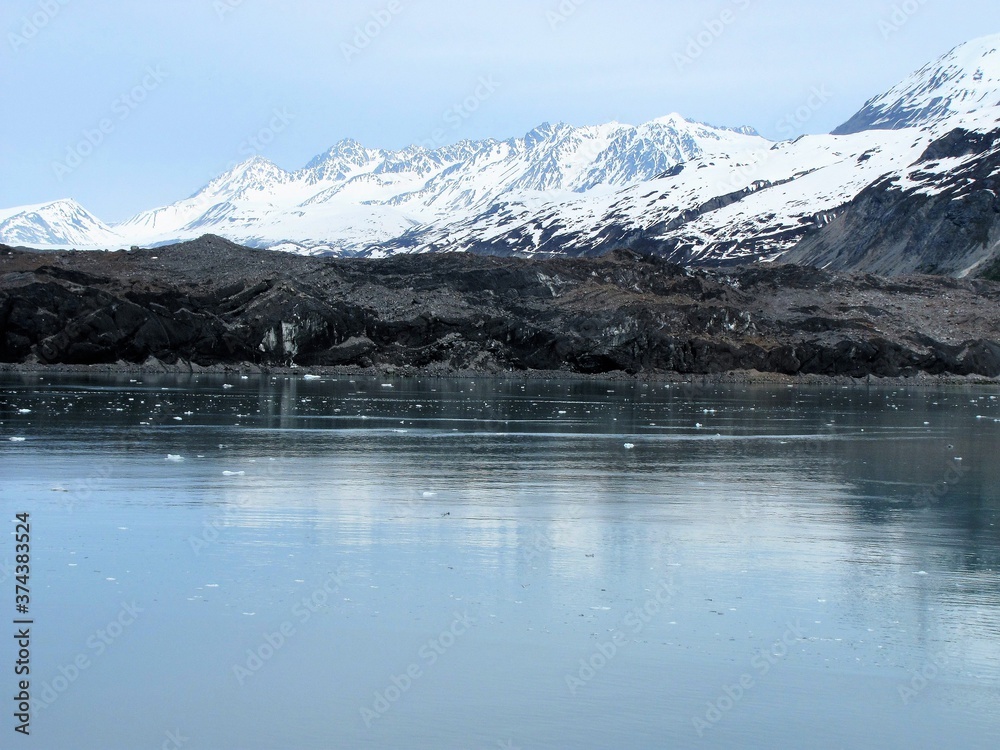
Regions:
[[222, 470, 245, 476], [166, 454, 184, 462], [623, 443, 636, 450], [9, 437, 26, 442], [914, 571, 929, 576], [695, 423, 703, 429], [381, 384, 394, 388], [17, 409, 31, 414], [422, 491, 437, 498], [304, 374, 322, 381], [173, 416, 183, 421], [222, 384, 234, 389]]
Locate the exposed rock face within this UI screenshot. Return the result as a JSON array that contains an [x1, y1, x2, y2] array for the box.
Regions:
[[782, 128, 1000, 277], [2, 236, 999, 377]]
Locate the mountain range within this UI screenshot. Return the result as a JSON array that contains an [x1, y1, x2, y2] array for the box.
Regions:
[[4, 33, 1000, 278]]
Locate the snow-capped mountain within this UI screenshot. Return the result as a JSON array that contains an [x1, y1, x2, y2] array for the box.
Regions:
[[106, 114, 765, 253], [0, 200, 121, 248], [3, 33, 1000, 278], [365, 33, 1000, 274], [834, 33, 1000, 134]]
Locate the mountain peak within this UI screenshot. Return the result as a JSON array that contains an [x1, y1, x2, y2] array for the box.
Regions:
[[834, 33, 1000, 135], [0, 198, 120, 247], [194, 156, 290, 198], [650, 112, 691, 126]]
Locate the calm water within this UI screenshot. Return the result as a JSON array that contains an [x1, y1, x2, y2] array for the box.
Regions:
[[1, 373, 999, 750]]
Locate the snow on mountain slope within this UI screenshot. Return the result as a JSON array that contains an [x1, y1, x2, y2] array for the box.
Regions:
[[5, 34, 1000, 276], [781, 126, 1000, 277], [0, 200, 122, 248], [834, 33, 1000, 134], [369, 128, 932, 264], [364, 34, 1000, 269], [106, 115, 766, 250]]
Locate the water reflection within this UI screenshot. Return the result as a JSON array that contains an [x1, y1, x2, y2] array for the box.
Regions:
[[1, 373, 998, 749]]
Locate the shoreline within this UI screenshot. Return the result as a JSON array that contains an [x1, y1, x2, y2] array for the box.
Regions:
[[4, 238, 1000, 384], [3, 360, 998, 388]]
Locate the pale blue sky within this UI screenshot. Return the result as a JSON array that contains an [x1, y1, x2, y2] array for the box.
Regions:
[[3, 0, 998, 221]]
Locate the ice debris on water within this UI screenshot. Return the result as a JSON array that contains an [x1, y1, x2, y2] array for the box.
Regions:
[[9, 437, 26, 442], [222, 470, 245, 476], [17, 409, 31, 414], [624, 443, 636, 450], [166, 454, 184, 462]]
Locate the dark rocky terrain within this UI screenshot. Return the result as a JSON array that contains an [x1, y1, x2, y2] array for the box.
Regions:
[[2, 235, 999, 378]]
